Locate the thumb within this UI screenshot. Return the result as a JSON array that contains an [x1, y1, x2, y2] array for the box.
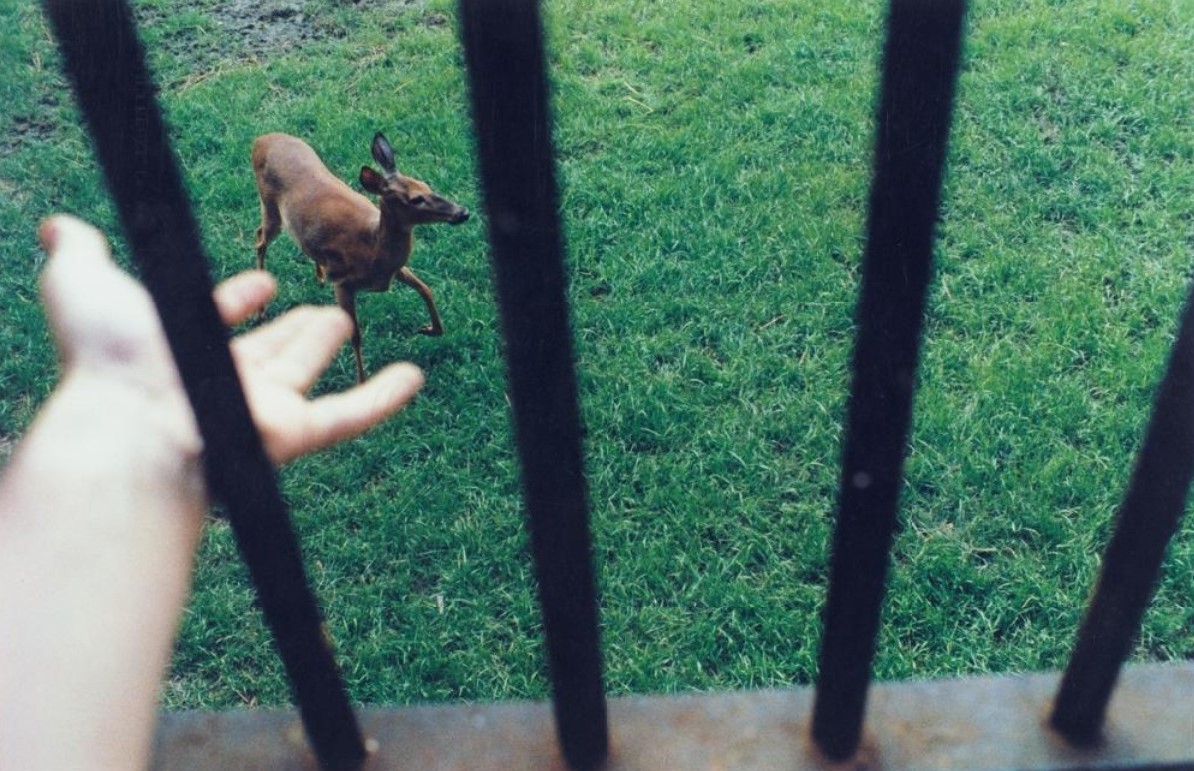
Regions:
[[38, 215, 171, 378]]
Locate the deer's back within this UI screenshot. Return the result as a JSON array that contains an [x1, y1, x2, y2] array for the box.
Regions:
[[252, 133, 380, 249]]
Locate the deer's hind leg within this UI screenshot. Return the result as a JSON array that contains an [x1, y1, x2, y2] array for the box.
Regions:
[[254, 195, 281, 272]]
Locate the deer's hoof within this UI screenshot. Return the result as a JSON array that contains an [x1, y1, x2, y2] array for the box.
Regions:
[[418, 325, 444, 337]]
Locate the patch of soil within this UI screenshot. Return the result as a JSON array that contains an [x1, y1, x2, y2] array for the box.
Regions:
[[134, 0, 421, 83], [4, 2, 425, 153], [4, 115, 57, 154], [1, 92, 63, 155]]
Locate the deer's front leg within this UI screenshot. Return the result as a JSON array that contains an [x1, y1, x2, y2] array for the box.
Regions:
[[397, 266, 443, 337], [333, 283, 366, 383]]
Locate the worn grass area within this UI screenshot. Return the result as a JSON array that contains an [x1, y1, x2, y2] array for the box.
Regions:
[[1, 0, 1192, 710]]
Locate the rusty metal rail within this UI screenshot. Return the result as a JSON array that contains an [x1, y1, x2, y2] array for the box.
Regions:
[[153, 662, 1194, 770]]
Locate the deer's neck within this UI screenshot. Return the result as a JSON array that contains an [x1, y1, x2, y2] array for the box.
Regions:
[[375, 206, 414, 266]]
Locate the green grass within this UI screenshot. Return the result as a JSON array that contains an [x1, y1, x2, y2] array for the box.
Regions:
[[2, 0, 1193, 711]]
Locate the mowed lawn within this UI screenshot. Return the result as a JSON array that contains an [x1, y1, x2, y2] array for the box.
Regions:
[[1, 0, 1192, 710]]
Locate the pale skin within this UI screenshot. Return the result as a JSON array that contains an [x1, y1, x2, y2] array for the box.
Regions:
[[0, 215, 424, 770]]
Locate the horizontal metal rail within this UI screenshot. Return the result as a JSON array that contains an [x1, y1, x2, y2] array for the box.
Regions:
[[152, 662, 1194, 770]]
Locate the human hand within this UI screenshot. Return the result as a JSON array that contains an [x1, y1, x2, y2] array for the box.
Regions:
[[0, 214, 422, 770], [215, 264, 424, 465], [42, 213, 425, 468]]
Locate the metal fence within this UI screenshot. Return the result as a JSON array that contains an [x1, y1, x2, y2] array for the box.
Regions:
[[42, 0, 1194, 768]]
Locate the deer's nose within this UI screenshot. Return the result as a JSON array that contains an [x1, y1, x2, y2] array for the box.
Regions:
[[452, 208, 471, 224]]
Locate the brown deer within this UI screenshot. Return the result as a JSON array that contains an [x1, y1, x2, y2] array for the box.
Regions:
[[252, 132, 469, 382]]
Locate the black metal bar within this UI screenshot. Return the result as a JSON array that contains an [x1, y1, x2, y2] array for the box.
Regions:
[[1050, 287, 1194, 744], [811, 0, 966, 761], [457, 1, 609, 769], [41, 2, 366, 768]]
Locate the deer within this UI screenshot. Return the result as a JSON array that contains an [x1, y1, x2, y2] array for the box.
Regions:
[[252, 132, 469, 382]]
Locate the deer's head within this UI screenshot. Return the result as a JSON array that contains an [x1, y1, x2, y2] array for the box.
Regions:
[[360, 132, 470, 226]]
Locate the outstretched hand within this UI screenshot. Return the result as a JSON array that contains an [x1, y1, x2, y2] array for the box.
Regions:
[[0, 214, 423, 770], [42, 213, 424, 466], [215, 265, 423, 464]]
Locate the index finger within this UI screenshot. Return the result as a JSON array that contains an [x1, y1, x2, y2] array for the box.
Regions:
[[271, 362, 425, 463]]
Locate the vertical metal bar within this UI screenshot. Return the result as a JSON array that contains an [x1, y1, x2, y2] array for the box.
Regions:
[[1051, 285, 1194, 745], [811, 0, 966, 761], [457, 1, 608, 769], [41, 2, 366, 768]]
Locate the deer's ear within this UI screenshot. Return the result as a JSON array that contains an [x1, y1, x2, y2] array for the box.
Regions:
[[360, 166, 386, 194], [371, 133, 396, 173]]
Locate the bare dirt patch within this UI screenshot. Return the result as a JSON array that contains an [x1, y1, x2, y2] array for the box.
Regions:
[[134, 0, 421, 83], [3, 1, 425, 153]]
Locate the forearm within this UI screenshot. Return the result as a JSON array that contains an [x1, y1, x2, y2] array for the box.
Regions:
[[0, 377, 207, 770]]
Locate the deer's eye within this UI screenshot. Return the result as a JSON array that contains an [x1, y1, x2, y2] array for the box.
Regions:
[[409, 195, 427, 206]]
